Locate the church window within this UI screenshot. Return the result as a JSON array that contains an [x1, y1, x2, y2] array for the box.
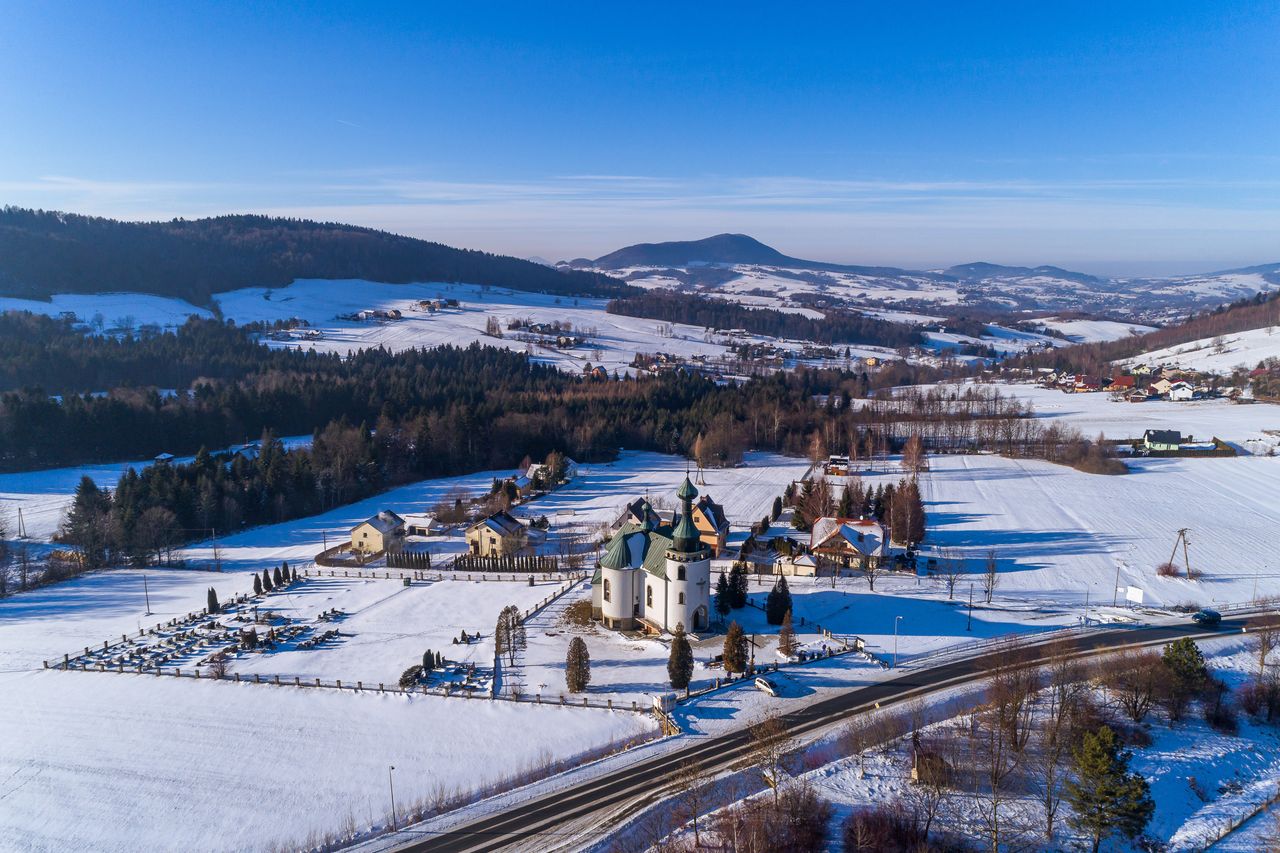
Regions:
[[678, 592, 685, 604], [646, 586, 653, 607], [677, 565, 686, 580], [603, 579, 611, 602]]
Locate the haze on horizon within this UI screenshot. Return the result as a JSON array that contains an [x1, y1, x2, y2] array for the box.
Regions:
[[1, 2, 1278, 278]]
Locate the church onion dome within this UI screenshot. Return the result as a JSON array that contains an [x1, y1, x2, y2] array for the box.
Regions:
[[599, 533, 632, 569], [671, 511, 701, 553], [676, 475, 698, 501]]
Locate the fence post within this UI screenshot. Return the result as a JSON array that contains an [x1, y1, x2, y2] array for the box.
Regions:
[[357, 681, 363, 691], [315, 678, 321, 687], [337, 679, 342, 689], [274, 675, 280, 686], [254, 674, 261, 684], [235, 673, 241, 682], [295, 676, 301, 686]]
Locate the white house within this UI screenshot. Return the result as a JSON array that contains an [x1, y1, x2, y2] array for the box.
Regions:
[[809, 516, 887, 569], [591, 477, 712, 634]]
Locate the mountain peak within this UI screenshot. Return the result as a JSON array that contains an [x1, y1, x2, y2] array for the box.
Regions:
[[592, 233, 792, 269]]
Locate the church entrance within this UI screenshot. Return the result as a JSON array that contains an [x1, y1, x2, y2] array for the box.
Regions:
[[692, 605, 708, 632]]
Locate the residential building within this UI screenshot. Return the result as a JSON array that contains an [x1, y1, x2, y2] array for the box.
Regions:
[[809, 516, 887, 570], [350, 510, 406, 554], [690, 494, 730, 556], [465, 510, 527, 557], [1142, 429, 1185, 452]]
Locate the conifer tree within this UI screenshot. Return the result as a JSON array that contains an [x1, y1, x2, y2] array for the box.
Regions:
[[435, 651, 443, 668], [723, 621, 749, 677], [1066, 726, 1154, 852], [207, 587, 220, 614], [261, 568, 273, 592], [291, 564, 298, 582], [728, 563, 749, 609], [668, 623, 694, 694], [566, 636, 591, 693], [273, 566, 283, 587], [714, 571, 731, 621], [422, 649, 434, 673], [771, 495, 783, 521], [1162, 637, 1209, 719], [765, 575, 792, 625], [253, 574, 262, 595], [778, 610, 797, 657]]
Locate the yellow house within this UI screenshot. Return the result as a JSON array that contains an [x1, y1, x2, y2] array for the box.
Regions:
[[465, 510, 527, 557], [350, 510, 405, 554], [690, 495, 730, 557]]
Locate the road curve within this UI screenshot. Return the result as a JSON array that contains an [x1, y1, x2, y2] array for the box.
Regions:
[[384, 615, 1273, 853]]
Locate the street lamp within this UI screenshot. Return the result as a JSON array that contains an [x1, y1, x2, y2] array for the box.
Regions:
[[893, 615, 903, 669], [388, 765, 397, 832]]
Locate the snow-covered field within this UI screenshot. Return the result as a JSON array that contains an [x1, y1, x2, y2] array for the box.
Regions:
[[914, 452, 1280, 610], [1122, 325, 1280, 374], [1041, 317, 1156, 343], [953, 381, 1280, 447], [0, 568, 654, 852], [0, 279, 890, 376]]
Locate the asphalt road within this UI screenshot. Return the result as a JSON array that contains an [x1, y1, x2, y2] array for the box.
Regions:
[[385, 614, 1273, 853]]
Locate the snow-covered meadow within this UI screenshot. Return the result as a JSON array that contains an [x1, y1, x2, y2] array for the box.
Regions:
[[0, 568, 655, 852]]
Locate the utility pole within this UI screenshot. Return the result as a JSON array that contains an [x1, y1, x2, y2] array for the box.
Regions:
[[142, 574, 152, 616], [893, 615, 903, 669], [1083, 588, 1089, 626], [388, 765, 397, 832], [966, 584, 973, 631], [16, 507, 27, 539], [1113, 561, 1122, 607]]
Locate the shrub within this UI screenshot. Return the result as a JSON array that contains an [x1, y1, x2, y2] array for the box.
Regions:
[[399, 664, 423, 688], [1156, 562, 1180, 578], [842, 804, 925, 852], [562, 599, 594, 628]]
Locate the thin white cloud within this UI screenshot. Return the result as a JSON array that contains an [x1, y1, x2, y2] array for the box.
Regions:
[[3, 171, 1277, 272]]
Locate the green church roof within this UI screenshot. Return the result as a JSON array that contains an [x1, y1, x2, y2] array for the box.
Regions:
[[676, 475, 698, 501]]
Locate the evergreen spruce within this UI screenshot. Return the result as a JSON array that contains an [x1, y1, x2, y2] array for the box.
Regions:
[[273, 566, 283, 586], [291, 565, 298, 582], [253, 574, 262, 595], [261, 568, 273, 592], [765, 575, 792, 625], [435, 651, 443, 668], [422, 649, 434, 673], [207, 587, 220, 614], [723, 621, 749, 677], [566, 636, 591, 693], [714, 571, 732, 621], [728, 563, 749, 609], [667, 623, 694, 694], [771, 495, 783, 520], [1066, 726, 1154, 852]]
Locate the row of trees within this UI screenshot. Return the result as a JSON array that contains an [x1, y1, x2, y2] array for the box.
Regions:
[[605, 290, 924, 348]]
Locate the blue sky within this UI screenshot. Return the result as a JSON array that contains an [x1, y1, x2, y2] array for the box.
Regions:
[[1, 2, 1278, 274]]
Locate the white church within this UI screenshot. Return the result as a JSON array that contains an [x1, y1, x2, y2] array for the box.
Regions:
[[591, 476, 712, 634]]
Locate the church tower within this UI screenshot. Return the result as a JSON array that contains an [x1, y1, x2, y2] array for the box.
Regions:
[[666, 475, 712, 632]]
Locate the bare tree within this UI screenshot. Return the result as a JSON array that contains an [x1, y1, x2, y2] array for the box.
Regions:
[[673, 758, 709, 846], [860, 556, 886, 592], [934, 546, 965, 600], [982, 549, 999, 604], [904, 731, 956, 839], [749, 714, 793, 806], [902, 433, 927, 473], [1101, 648, 1162, 722], [1255, 625, 1279, 680], [1033, 641, 1087, 840]]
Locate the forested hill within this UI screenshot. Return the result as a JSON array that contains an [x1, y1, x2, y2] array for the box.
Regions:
[[1014, 287, 1280, 376], [0, 208, 630, 305]]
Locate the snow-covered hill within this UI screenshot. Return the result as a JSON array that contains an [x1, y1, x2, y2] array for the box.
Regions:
[[1121, 325, 1280, 373], [567, 236, 1280, 323]]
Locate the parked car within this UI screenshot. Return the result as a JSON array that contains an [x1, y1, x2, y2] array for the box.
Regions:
[[754, 676, 779, 697], [1192, 609, 1222, 627]]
